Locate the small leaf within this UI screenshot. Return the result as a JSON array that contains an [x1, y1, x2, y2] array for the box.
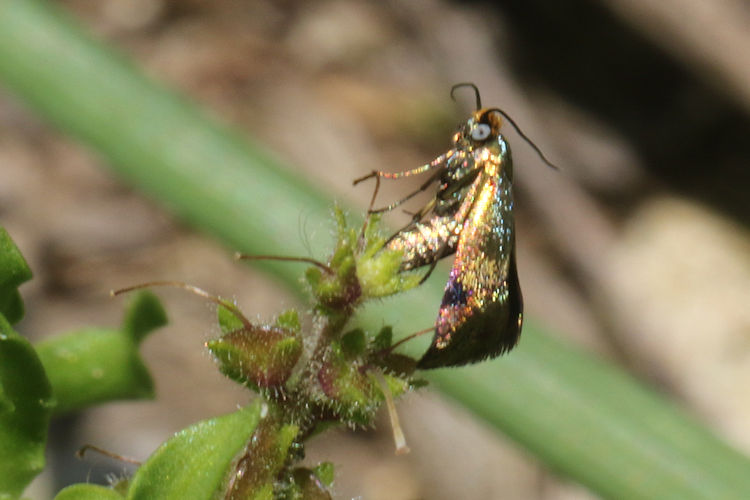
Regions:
[[217, 303, 245, 334], [332, 206, 347, 235], [373, 353, 418, 378], [121, 291, 168, 343], [55, 483, 125, 500], [275, 309, 300, 331], [340, 329, 366, 357], [304, 267, 322, 291], [126, 404, 261, 499], [360, 213, 384, 256], [312, 462, 335, 487], [0, 315, 54, 499], [35, 292, 166, 415], [285, 467, 333, 500], [0, 227, 33, 324], [377, 372, 410, 399], [371, 327, 393, 351]]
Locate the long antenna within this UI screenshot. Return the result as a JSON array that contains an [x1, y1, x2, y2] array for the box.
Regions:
[[450, 83, 560, 170], [450, 82, 482, 109], [488, 107, 560, 170]]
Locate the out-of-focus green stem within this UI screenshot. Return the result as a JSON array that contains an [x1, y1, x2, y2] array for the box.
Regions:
[[0, 0, 330, 285], [1, 1, 750, 498]]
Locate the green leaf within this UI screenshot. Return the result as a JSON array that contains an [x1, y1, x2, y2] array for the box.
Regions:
[[340, 329, 366, 357], [0, 315, 54, 499], [125, 404, 261, 499], [55, 484, 125, 500], [0, 228, 33, 324], [312, 462, 334, 487], [284, 467, 333, 500], [35, 292, 166, 415], [120, 291, 168, 343], [275, 309, 301, 332], [217, 303, 244, 335], [370, 326, 393, 351]]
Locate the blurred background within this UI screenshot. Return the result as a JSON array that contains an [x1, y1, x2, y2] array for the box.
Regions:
[[2, 0, 750, 498]]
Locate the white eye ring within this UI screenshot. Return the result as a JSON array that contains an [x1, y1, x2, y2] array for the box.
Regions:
[[471, 123, 491, 141]]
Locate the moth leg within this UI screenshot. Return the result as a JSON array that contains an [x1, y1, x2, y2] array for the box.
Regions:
[[353, 151, 451, 185], [359, 171, 438, 248], [358, 168, 439, 248], [369, 168, 444, 214], [353, 152, 451, 220]]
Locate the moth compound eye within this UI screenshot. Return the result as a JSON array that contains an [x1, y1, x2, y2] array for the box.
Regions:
[[471, 123, 491, 141]]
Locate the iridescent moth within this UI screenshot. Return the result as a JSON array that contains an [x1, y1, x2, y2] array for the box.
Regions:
[[356, 83, 556, 369]]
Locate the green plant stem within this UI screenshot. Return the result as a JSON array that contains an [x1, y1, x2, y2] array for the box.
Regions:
[[1, 1, 750, 498], [0, 0, 328, 285]]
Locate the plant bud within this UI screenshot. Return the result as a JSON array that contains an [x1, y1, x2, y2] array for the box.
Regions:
[[207, 323, 302, 389]]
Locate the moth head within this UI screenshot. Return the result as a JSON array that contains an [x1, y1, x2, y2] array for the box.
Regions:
[[467, 109, 503, 143]]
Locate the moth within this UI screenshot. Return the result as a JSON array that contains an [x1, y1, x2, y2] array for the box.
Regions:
[[356, 83, 555, 369]]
